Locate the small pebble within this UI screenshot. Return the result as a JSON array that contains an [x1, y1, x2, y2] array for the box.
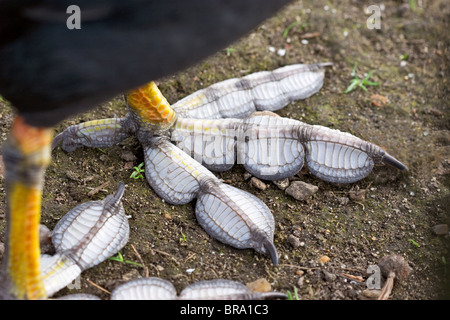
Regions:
[[250, 177, 267, 191], [371, 94, 388, 107], [277, 49, 286, 57], [246, 278, 272, 292], [432, 224, 448, 236], [318, 255, 330, 264], [322, 270, 336, 282], [296, 270, 304, 276], [287, 235, 301, 248], [120, 150, 137, 162], [273, 178, 289, 190], [156, 265, 164, 272], [243, 172, 252, 180], [285, 181, 318, 201], [124, 161, 134, 170], [186, 268, 195, 274]]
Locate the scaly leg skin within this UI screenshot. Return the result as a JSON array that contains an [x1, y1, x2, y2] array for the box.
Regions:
[[51, 81, 176, 152], [171, 114, 408, 183], [51, 63, 330, 153], [51, 118, 134, 152], [41, 183, 129, 298], [144, 137, 278, 265], [110, 277, 287, 300], [0, 116, 52, 300], [127, 81, 177, 133], [171, 63, 333, 119], [52, 83, 280, 264]]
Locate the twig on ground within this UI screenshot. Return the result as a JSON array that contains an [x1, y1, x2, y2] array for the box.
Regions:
[[131, 244, 149, 277], [87, 279, 110, 295]]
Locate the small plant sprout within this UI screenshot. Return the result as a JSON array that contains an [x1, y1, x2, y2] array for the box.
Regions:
[[408, 238, 419, 247], [345, 62, 380, 93], [108, 252, 143, 267], [282, 21, 307, 38], [286, 286, 300, 300], [130, 162, 145, 180], [225, 48, 236, 56], [180, 232, 187, 242]]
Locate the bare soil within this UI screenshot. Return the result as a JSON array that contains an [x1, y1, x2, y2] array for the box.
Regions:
[[1, 0, 449, 300]]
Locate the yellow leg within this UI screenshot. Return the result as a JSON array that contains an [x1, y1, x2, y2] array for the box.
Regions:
[[8, 185, 45, 299], [2, 116, 52, 299], [127, 81, 177, 130]]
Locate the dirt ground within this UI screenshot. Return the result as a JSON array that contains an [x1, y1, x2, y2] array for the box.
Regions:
[[0, 0, 449, 300]]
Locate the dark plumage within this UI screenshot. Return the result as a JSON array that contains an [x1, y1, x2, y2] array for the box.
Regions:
[[0, 0, 291, 127]]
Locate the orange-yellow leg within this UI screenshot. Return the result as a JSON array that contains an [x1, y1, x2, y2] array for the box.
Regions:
[[127, 81, 177, 130], [1, 116, 52, 299]]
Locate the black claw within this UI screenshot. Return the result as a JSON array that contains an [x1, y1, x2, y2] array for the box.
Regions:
[[308, 62, 333, 72], [111, 182, 126, 207], [51, 132, 64, 151], [260, 292, 288, 300], [263, 239, 279, 266], [114, 182, 125, 199], [382, 153, 408, 171], [319, 62, 334, 68]]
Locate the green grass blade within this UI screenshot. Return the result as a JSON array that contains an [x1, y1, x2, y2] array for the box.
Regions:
[[283, 21, 306, 38], [108, 252, 124, 262], [359, 83, 368, 92], [124, 260, 144, 267], [286, 290, 293, 300], [345, 80, 359, 93], [364, 70, 375, 81]]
